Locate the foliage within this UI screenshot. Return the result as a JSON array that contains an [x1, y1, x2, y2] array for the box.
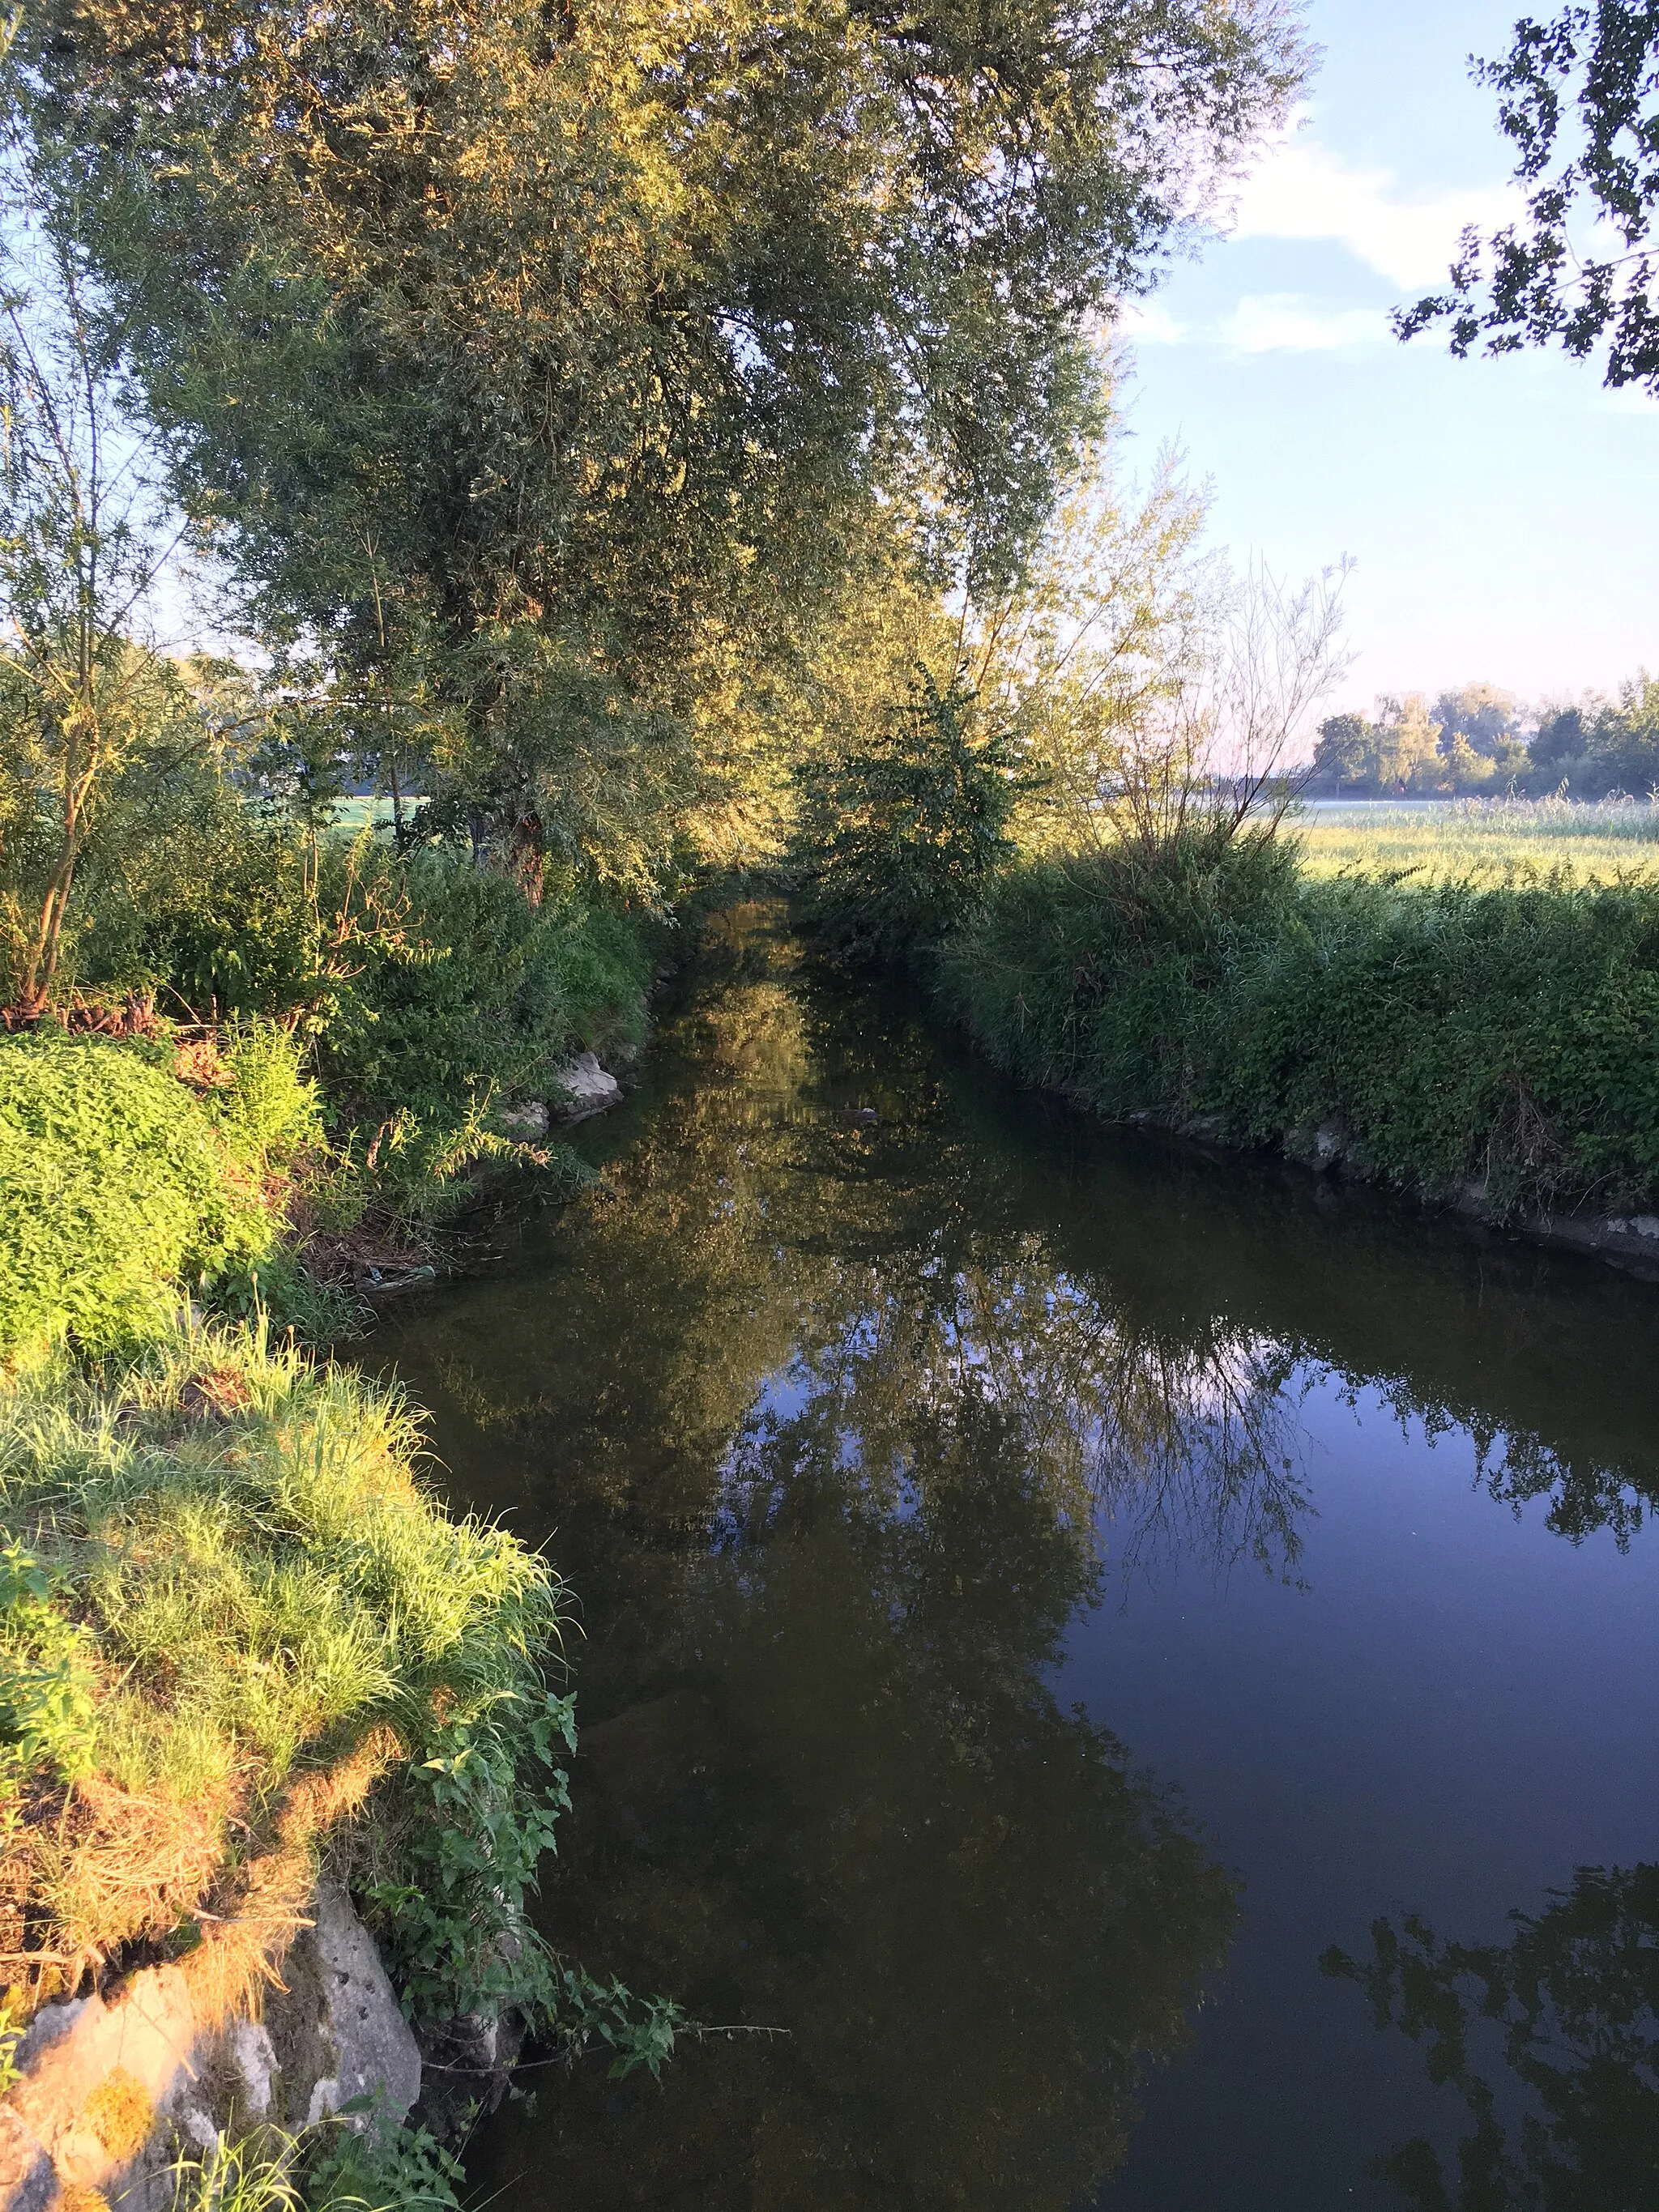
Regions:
[[1532, 670, 1659, 795], [1311, 694, 1454, 794], [1311, 675, 1657, 798], [938, 839, 1659, 1217], [315, 853, 651, 1140], [966, 434, 1219, 855], [788, 673, 1026, 965], [1324, 1863, 1659, 2210], [168, 2114, 465, 2212], [362, 1672, 684, 2068], [9, 757, 654, 1226], [301, 2117, 467, 2212], [0, 1324, 570, 2010], [1397, 2, 1659, 393], [0, 1029, 279, 1355], [0, 174, 193, 1016], [12, 0, 1307, 889], [936, 826, 1301, 1106]]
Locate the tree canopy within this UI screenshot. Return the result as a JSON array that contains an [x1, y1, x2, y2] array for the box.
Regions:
[[1397, 1, 1659, 391], [8, 0, 1307, 890]]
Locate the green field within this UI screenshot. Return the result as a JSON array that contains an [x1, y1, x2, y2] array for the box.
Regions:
[[1294, 795, 1659, 884], [329, 795, 407, 835]]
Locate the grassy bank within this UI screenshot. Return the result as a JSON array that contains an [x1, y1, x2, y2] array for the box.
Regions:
[[0, 1325, 567, 2023], [0, 863, 675, 2198], [933, 834, 1659, 1223]]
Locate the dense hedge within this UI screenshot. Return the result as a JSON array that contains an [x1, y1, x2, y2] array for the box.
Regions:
[[936, 841, 1659, 1218]]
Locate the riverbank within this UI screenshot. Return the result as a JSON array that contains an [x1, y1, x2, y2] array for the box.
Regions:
[[927, 840, 1659, 1272], [0, 884, 673, 2209]]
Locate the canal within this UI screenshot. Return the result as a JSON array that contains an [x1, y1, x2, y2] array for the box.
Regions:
[[373, 905, 1659, 2210]]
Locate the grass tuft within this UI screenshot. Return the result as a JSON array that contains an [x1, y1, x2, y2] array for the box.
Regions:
[[0, 1325, 567, 2017]]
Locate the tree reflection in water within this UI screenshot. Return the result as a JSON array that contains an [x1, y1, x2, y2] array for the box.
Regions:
[[1324, 1867, 1659, 2210], [380, 905, 1657, 2210]]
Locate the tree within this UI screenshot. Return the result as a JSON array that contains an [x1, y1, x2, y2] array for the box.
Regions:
[[1104, 558, 1352, 858], [1374, 693, 1444, 790], [962, 431, 1219, 855], [788, 672, 1026, 965], [1311, 711, 1383, 791], [1397, 3, 1659, 391], [0, 194, 194, 1016], [1431, 681, 1523, 759], [10, 0, 1309, 891]]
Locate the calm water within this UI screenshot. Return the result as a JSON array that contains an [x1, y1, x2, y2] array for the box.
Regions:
[[372, 906, 1659, 2211]]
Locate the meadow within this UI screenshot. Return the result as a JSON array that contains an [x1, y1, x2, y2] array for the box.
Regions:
[[1295, 795, 1659, 885]]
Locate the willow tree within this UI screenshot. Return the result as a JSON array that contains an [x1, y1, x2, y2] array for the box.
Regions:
[[11, 0, 1308, 892]]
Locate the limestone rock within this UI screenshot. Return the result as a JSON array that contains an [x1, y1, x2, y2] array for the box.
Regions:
[[0, 1887, 420, 2212], [497, 1099, 550, 1141], [294, 1884, 422, 2130], [550, 1051, 621, 1122]]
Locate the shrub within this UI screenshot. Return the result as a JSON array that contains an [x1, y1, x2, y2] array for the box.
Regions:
[[940, 845, 1659, 1217], [318, 852, 651, 1136], [46, 809, 654, 1224], [936, 826, 1302, 1106], [789, 673, 1025, 965], [0, 1032, 278, 1356]]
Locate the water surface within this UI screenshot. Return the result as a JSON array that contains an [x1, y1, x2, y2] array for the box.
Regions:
[[373, 907, 1659, 2210]]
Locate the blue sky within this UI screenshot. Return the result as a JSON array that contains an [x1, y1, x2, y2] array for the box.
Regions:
[[1117, 0, 1659, 713]]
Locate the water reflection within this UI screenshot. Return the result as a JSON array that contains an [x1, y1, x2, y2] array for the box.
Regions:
[[474, 1388, 1239, 2210], [1324, 1867, 1659, 2208], [369, 903, 1659, 2207]]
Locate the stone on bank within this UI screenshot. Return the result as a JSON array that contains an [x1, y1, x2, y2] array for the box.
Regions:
[[0, 1886, 420, 2212]]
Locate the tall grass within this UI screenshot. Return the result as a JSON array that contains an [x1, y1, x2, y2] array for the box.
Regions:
[[940, 831, 1659, 1219], [0, 1325, 568, 2022]]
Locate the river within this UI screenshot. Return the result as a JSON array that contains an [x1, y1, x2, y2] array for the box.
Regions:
[[371, 904, 1659, 2210]]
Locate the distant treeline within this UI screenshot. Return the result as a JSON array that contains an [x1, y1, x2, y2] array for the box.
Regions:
[[1307, 677, 1659, 798]]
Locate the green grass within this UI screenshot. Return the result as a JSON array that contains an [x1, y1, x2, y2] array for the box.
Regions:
[[939, 833, 1659, 1221], [1297, 795, 1659, 886], [0, 1032, 280, 1357], [0, 1323, 569, 2016], [0, 1023, 363, 1358]]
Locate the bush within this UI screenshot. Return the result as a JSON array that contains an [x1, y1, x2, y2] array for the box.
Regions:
[[49, 808, 655, 1224], [318, 851, 651, 1136], [937, 826, 1302, 1106], [939, 840, 1659, 1217], [789, 673, 1024, 965], [0, 1032, 279, 1356]]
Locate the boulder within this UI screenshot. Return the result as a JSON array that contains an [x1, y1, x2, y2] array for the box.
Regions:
[[496, 1100, 550, 1141], [0, 1886, 420, 2212], [550, 1051, 621, 1123]]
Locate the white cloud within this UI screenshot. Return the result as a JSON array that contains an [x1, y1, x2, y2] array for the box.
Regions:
[[1214, 294, 1391, 352], [1226, 128, 1519, 290], [1116, 300, 1188, 346]]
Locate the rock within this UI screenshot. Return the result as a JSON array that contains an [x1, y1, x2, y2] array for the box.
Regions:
[[0, 1888, 420, 2212], [5, 1971, 198, 2212], [497, 1100, 550, 1140], [281, 1884, 422, 2133], [550, 1051, 621, 1123]]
